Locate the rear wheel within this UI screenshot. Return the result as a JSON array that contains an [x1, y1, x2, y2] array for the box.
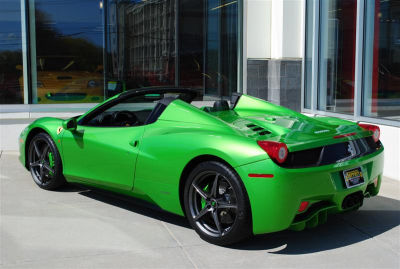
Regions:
[[28, 132, 66, 190], [184, 161, 251, 246]]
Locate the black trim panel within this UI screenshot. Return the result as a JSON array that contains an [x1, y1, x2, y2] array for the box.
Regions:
[[280, 137, 382, 169]]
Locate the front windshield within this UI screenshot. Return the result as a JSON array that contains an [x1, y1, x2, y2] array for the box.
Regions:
[[82, 91, 189, 127]]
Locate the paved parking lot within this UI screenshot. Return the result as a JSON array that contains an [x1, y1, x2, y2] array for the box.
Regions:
[[1, 151, 399, 268]]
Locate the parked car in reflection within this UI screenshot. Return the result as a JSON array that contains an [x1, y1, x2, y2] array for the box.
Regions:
[[19, 56, 103, 103]]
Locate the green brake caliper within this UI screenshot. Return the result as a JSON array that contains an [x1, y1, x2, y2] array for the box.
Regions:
[[201, 185, 209, 209], [48, 152, 55, 176]]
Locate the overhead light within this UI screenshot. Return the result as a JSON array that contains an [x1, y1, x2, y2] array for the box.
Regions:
[[210, 1, 237, 11], [99, 1, 103, 9]]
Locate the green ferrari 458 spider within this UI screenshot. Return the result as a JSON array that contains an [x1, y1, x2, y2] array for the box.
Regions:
[[19, 87, 384, 245]]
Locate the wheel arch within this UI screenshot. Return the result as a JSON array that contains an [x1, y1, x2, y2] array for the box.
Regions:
[[178, 154, 252, 221], [24, 127, 49, 169]]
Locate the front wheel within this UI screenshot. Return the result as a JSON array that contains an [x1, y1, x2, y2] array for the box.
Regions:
[[183, 161, 252, 246], [28, 132, 66, 190]]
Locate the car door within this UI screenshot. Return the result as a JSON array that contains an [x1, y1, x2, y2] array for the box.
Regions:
[[62, 125, 144, 190], [61, 94, 157, 190]]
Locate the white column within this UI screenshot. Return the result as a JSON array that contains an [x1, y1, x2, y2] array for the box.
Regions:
[[270, 0, 304, 59], [246, 0, 271, 59]]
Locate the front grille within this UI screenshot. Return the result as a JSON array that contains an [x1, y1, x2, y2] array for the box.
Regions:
[[280, 136, 381, 169]]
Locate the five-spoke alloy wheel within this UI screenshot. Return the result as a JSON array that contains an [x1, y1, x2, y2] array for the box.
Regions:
[[28, 132, 66, 190], [184, 161, 251, 246]]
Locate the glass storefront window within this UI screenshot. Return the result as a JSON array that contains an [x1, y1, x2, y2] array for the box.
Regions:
[[363, 0, 400, 121], [0, 0, 240, 105], [33, 0, 104, 104], [219, 0, 238, 97], [105, 0, 176, 98], [205, 0, 238, 97], [0, 0, 24, 104], [105, 0, 239, 99], [318, 0, 357, 115], [179, 0, 205, 89]]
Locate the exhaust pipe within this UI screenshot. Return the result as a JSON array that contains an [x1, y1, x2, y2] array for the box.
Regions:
[[342, 191, 364, 210]]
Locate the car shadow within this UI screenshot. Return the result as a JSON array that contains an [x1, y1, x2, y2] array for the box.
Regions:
[[53, 184, 87, 192], [77, 188, 399, 254], [78, 188, 190, 229]]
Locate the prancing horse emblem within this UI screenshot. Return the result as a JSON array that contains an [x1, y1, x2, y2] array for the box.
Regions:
[[57, 127, 63, 135], [347, 143, 356, 156]]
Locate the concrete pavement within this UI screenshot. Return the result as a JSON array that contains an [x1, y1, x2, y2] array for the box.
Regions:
[[1, 151, 399, 268]]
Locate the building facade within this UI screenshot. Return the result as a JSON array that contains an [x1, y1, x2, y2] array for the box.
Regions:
[[1, 0, 399, 180]]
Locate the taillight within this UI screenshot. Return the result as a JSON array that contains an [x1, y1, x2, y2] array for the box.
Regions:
[[358, 123, 380, 142], [257, 141, 288, 163]]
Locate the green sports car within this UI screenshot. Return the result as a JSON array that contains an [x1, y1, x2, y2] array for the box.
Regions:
[[18, 87, 384, 245]]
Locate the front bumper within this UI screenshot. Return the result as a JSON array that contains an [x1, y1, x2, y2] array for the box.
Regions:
[[18, 127, 29, 168], [236, 146, 384, 235]]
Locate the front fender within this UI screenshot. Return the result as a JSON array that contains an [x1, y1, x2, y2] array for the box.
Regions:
[[18, 118, 65, 169]]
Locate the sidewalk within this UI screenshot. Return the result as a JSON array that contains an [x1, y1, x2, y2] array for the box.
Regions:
[[1, 151, 399, 268]]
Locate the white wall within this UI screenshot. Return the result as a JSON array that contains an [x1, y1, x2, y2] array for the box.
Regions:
[[247, 0, 304, 59], [281, 0, 304, 58], [0, 121, 30, 151], [247, 0, 272, 58], [376, 124, 400, 181]]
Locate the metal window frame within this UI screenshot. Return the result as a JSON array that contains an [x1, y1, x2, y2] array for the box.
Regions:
[[102, 0, 108, 101], [311, 0, 319, 112], [300, 0, 306, 111], [20, 0, 31, 104], [28, 0, 37, 104], [302, 0, 400, 127], [239, 0, 245, 94], [175, 0, 180, 88]]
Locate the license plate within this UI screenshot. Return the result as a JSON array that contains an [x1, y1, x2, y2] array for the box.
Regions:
[[343, 167, 365, 188]]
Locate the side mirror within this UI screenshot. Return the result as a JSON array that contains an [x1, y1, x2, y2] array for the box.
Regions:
[[62, 118, 77, 132]]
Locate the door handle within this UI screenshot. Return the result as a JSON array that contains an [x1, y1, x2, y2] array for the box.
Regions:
[[129, 140, 139, 147]]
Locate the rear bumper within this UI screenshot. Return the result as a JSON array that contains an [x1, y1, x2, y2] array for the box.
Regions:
[[236, 146, 384, 235]]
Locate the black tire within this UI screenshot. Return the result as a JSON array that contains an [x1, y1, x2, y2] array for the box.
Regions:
[[183, 161, 252, 246], [28, 132, 66, 190]]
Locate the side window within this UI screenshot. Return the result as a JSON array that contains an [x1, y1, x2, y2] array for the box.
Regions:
[[86, 95, 161, 127]]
